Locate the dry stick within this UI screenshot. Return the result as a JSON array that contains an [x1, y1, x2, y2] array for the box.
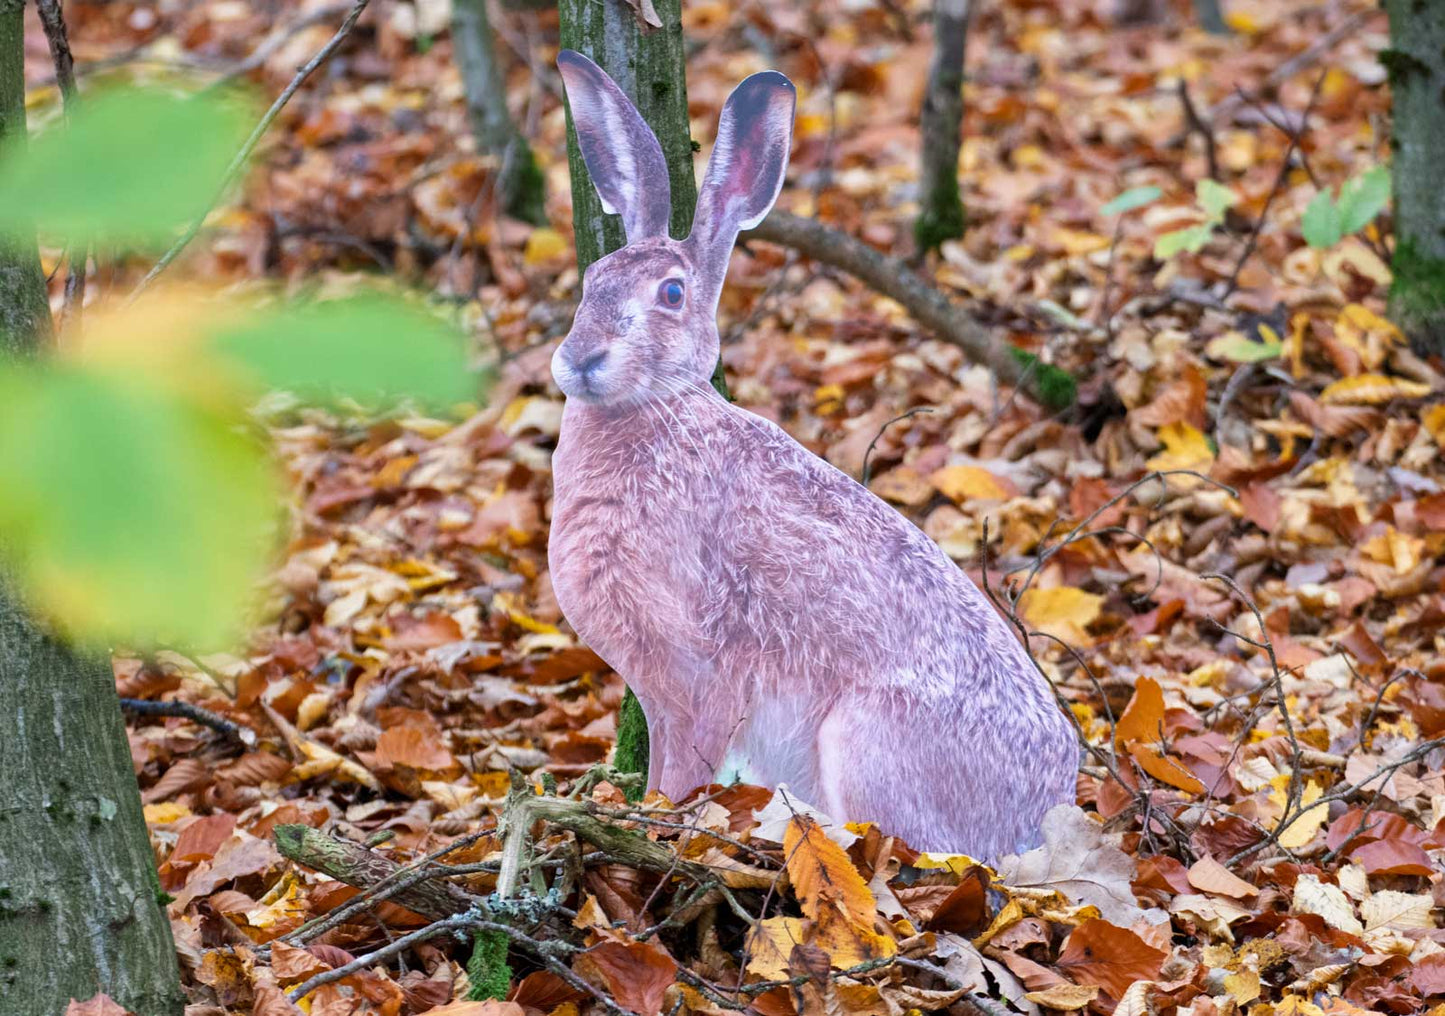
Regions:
[[742, 212, 1048, 405], [133, 0, 372, 296], [860, 407, 934, 486], [1221, 70, 1327, 299], [1177, 79, 1220, 182], [35, 0, 86, 329], [209, 1, 356, 86], [118, 697, 255, 745]]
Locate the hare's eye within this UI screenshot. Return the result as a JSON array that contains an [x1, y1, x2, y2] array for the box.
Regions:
[[657, 279, 685, 309]]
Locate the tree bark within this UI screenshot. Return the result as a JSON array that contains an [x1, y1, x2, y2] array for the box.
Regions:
[[0, 583, 185, 1016], [556, 0, 700, 788], [0, 2, 51, 355], [452, 0, 546, 225], [557, 0, 696, 272], [914, 0, 969, 254], [0, 6, 183, 1012], [1385, 0, 1445, 355]]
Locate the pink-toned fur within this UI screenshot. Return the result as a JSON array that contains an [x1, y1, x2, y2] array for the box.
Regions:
[[548, 52, 1076, 857]]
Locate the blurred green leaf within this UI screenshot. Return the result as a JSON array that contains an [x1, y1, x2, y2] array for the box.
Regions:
[[1301, 189, 1343, 249], [0, 365, 278, 647], [1101, 186, 1162, 217], [1205, 330, 1282, 363], [1154, 223, 1214, 259], [0, 88, 253, 246], [208, 293, 484, 408], [1195, 179, 1237, 221], [1336, 165, 1391, 235]]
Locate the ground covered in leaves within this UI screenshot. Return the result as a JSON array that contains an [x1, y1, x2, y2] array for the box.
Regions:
[[44, 0, 1445, 1013]]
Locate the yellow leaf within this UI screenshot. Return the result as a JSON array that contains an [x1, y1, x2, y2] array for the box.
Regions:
[[523, 227, 568, 265], [784, 815, 876, 928], [1267, 779, 1327, 849], [930, 464, 1014, 502], [1017, 586, 1102, 645], [1024, 984, 1099, 1011], [1224, 968, 1261, 1005], [814, 905, 896, 968], [1424, 404, 1445, 446], [1146, 421, 1215, 474], [1319, 373, 1431, 405], [745, 917, 806, 980], [143, 801, 193, 824]]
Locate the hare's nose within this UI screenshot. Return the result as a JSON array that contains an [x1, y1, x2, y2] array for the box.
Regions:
[[574, 349, 608, 377]]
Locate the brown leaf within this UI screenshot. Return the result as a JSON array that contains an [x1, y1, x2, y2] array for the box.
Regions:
[[1056, 919, 1166, 1000], [421, 1002, 525, 1016], [1114, 676, 1166, 747], [270, 941, 332, 985], [64, 994, 132, 1016], [578, 938, 677, 1015]]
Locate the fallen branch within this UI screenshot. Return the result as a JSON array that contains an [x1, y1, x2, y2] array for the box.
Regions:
[[743, 212, 1069, 409], [119, 697, 255, 746], [274, 823, 479, 923], [134, 0, 373, 295]]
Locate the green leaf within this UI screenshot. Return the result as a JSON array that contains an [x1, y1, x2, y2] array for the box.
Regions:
[[1101, 186, 1162, 217], [1154, 222, 1215, 259], [1301, 189, 1343, 249], [0, 365, 278, 647], [1195, 179, 1237, 221], [0, 87, 253, 246], [208, 293, 485, 409], [1336, 165, 1391, 235], [1205, 330, 1282, 363]]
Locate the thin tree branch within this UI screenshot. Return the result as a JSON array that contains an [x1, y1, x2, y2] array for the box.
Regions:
[[35, 0, 86, 329], [133, 0, 373, 296]]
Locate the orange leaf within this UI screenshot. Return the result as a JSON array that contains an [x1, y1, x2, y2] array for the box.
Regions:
[[64, 995, 131, 1016], [1187, 855, 1258, 898], [1056, 918, 1166, 1000], [1113, 676, 1165, 748], [1129, 743, 1206, 794], [784, 815, 876, 928]]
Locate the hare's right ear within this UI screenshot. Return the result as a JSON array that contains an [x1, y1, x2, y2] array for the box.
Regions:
[[557, 50, 671, 243], [688, 71, 796, 293]]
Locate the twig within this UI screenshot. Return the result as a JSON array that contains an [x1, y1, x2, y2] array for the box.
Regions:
[[119, 697, 255, 746], [743, 212, 1055, 406], [288, 910, 493, 1002], [1221, 71, 1326, 299], [209, 1, 356, 86], [133, 0, 373, 295], [36, 0, 86, 329], [1177, 79, 1219, 181], [860, 407, 933, 485]]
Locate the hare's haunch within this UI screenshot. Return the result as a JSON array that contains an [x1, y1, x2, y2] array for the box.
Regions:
[[548, 51, 1077, 857]]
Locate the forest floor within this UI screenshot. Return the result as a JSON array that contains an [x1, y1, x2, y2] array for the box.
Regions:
[[45, 0, 1445, 1013]]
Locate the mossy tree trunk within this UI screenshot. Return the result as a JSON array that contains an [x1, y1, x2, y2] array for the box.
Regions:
[[452, 0, 546, 225], [0, 5, 183, 1012], [1384, 0, 1445, 355], [556, 0, 703, 791], [558, 0, 697, 270], [914, 0, 969, 254]]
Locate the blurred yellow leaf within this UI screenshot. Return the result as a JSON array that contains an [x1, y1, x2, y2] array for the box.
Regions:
[[1319, 374, 1430, 405], [523, 227, 568, 265], [930, 464, 1014, 502], [1146, 422, 1215, 473], [1017, 586, 1102, 644]]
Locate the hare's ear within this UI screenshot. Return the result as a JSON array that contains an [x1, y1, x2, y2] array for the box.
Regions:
[[557, 50, 671, 242], [688, 71, 796, 287]]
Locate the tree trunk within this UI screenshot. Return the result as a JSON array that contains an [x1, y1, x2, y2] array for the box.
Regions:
[[914, 0, 969, 254], [0, 6, 183, 1013], [452, 0, 546, 225], [1385, 0, 1445, 355], [0, 3, 50, 355], [0, 583, 186, 1016], [556, 0, 701, 789], [557, 0, 696, 271]]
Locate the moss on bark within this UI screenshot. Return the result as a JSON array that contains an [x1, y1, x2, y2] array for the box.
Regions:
[[1384, 0, 1445, 355]]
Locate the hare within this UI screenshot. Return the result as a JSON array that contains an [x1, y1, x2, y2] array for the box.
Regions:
[[547, 50, 1077, 857]]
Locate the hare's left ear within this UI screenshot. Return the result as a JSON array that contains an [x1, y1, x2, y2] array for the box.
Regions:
[[557, 49, 672, 242], [687, 71, 796, 293]]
